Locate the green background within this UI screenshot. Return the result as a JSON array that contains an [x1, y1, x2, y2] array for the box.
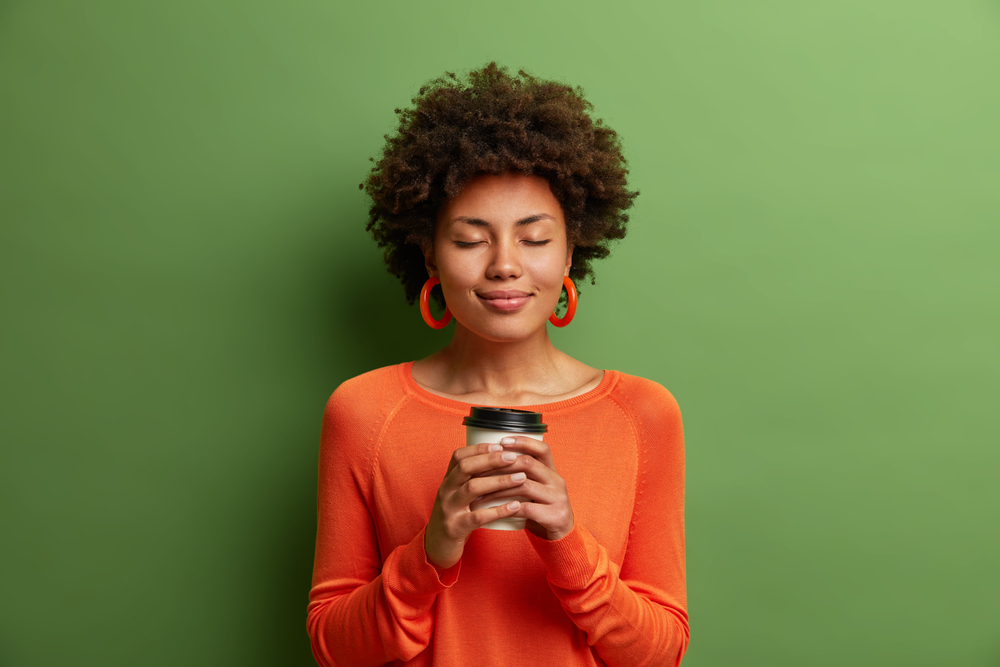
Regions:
[[2, 1, 998, 665]]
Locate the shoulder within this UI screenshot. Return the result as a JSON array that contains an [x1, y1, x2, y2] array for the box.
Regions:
[[327, 364, 404, 406], [606, 372, 685, 473], [608, 371, 683, 428], [321, 364, 408, 445]]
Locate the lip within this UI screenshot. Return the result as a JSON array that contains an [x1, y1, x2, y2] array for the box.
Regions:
[[477, 290, 533, 312]]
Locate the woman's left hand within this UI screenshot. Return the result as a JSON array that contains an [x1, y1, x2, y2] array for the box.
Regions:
[[474, 435, 575, 540]]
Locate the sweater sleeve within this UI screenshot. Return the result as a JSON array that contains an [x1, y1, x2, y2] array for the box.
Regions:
[[526, 380, 689, 667], [306, 382, 461, 667]]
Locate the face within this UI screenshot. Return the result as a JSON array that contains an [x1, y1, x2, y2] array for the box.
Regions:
[[425, 172, 572, 342]]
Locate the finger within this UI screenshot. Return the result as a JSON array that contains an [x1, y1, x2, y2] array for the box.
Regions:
[[466, 500, 523, 529], [474, 478, 555, 505], [447, 450, 521, 487], [498, 435, 556, 469], [456, 471, 527, 507], [511, 498, 572, 537], [447, 442, 504, 473], [501, 453, 558, 486]]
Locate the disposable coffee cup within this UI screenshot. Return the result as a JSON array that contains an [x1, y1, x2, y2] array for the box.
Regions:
[[463, 407, 547, 531]]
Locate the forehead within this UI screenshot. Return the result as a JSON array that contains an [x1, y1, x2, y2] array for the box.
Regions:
[[438, 173, 564, 224]]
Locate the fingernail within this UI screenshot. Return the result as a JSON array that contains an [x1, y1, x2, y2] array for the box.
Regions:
[[507, 501, 520, 510], [488, 443, 502, 452], [501, 437, 515, 445], [511, 472, 526, 481], [502, 452, 517, 462]]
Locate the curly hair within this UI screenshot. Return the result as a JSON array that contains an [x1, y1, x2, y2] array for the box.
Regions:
[[361, 62, 639, 305]]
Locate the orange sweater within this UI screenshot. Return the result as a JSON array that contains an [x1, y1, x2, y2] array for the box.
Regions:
[[307, 362, 688, 667]]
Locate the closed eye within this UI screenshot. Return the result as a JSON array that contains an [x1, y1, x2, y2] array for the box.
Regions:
[[454, 240, 484, 247], [523, 240, 551, 246]]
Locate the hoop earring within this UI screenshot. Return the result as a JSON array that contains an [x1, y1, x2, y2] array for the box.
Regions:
[[420, 277, 452, 329], [549, 276, 577, 328]]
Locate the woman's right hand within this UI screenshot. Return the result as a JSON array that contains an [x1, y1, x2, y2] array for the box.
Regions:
[[424, 442, 527, 570]]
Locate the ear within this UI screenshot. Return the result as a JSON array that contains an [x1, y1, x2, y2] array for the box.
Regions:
[[564, 244, 574, 276], [422, 240, 438, 278]]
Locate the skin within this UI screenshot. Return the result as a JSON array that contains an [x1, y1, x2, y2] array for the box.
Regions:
[[413, 172, 604, 570]]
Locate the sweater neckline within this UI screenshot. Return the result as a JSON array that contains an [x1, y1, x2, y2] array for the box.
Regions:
[[397, 361, 619, 416]]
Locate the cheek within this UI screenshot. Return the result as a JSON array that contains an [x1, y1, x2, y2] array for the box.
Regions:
[[525, 249, 570, 283], [435, 253, 479, 310], [437, 252, 478, 287]]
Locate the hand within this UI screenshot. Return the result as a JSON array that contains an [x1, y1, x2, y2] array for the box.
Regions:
[[473, 436, 575, 541], [424, 442, 530, 570]]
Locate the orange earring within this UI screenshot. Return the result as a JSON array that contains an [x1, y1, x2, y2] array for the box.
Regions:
[[549, 276, 577, 327], [420, 277, 452, 329]]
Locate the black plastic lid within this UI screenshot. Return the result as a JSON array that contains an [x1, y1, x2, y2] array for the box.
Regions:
[[462, 406, 548, 434]]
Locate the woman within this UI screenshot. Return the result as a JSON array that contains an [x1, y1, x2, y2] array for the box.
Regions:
[[307, 63, 688, 667]]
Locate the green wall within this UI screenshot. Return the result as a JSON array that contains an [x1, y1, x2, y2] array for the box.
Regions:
[[2, 1, 998, 665]]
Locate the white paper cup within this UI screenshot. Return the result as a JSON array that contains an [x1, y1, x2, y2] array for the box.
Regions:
[[463, 408, 547, 531]]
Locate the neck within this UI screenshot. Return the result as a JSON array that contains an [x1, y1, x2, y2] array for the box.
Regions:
[[430, 321, 564, 401]]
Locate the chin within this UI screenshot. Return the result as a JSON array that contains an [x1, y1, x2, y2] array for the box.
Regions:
[[459, 314, 546, 343]]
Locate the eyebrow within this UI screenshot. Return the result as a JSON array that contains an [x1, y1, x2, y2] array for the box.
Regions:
[[451, 213, 556, 227]]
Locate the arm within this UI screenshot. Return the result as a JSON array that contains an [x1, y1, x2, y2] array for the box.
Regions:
[[306, 389, 460, 667], [530, 385, 689, 666], [306, 387, 531, 666], [486, 385, 688, 666]]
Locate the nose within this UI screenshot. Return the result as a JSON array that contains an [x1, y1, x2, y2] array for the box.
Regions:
[[486, 238, 522, 280]]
